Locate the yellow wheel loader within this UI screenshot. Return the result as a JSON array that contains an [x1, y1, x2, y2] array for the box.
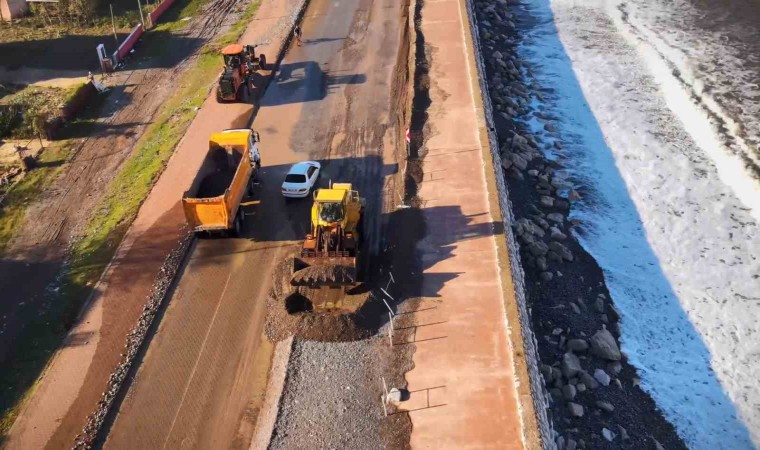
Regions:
[[287, 182, 364, 313]]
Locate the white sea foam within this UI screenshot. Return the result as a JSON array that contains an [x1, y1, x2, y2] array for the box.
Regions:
[[516, 0, 760, 447]]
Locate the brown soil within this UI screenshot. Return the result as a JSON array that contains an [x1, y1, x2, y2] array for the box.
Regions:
[[265, 256, 371, 342], [0, 0, 251, 439]]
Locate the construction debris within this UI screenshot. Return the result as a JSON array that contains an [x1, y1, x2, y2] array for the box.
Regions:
[[72, 233, 192, 449]]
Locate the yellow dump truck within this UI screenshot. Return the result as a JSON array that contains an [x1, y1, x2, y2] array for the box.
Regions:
[[182, 129, 261, 236]]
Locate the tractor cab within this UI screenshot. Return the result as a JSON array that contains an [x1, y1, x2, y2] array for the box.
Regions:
[[222, 44, 245, 68], [216, 44, 268, 103]]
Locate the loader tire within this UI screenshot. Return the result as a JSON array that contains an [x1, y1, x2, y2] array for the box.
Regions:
[[259, 54, 267, 70]]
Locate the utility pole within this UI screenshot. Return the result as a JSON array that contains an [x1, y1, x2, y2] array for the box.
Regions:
[[110, 4, 118, 45], [136, 0, 145, 28]]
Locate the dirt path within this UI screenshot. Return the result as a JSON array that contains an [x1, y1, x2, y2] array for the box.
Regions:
[[103, 0, 409, 447], [1, 0, 302, 448]]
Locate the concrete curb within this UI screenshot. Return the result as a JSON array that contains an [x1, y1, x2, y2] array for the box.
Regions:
[[247, 337, 295, 450], [460, 0, 552, 448]]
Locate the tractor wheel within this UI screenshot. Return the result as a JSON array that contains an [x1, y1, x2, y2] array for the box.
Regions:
[[216, 89, 224, 103], [259, 54, 267, 70]]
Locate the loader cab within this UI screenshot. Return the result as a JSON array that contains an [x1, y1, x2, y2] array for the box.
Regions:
[[319, 202, 344, 223]]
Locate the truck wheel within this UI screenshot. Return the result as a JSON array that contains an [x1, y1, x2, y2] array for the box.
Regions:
[[232, 212, 244, 237]]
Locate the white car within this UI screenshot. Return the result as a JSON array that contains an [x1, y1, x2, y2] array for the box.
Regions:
[[281, 161, 321, 198]]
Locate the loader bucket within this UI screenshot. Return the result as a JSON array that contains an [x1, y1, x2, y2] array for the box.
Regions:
[[290, 256, 357, 287]]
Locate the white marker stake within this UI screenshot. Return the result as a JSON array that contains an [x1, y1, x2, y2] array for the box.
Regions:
[[382, 377, 389, 415], [388, 312, 395, 347]]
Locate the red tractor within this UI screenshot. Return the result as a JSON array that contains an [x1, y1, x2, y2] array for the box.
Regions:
[[216, 44, 267, 103]]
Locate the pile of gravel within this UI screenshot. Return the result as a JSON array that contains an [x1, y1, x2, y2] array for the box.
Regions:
[[269, 338, 411, 450]]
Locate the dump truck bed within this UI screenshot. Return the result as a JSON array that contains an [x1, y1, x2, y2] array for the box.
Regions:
[[182, 131, 253, 232]]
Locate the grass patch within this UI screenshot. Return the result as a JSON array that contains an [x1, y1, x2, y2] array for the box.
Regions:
[[0, 145, 71, 252], [0, 0, 263, 438], [72, 0, 263, 269], [0, 85, 80, 139]]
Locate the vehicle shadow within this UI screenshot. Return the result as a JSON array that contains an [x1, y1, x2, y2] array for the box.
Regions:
[[258, 61, 366, 107]]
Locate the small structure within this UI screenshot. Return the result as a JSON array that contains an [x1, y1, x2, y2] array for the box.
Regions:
[[0, 0, 27, 20]]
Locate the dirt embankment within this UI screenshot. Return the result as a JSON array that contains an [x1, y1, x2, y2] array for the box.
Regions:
[[469, 1, 687, 449]]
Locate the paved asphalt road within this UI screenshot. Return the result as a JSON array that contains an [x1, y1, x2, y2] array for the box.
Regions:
[[102, 0, 407, 448]]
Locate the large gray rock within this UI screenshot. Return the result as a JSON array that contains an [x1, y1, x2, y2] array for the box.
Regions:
[[541, 364, 554, 384], [534, 216, 550, 229], [549, 241, 574, 261], [607, 361, 622, 376], [510, 153, 528, 170], [527, 241, 549, 256], [567, 402, 584, 417], [550, 227, 567, 240], [594, 369, 611, 387], [512, 133, 528, 148], [618, 425, 630, 441], [567, 339, 589, 352], [589, 329, 622, 361], [561, 352, 582, 378], [596, 400, 615, 412], [519, 218, 545, 237], [579, 370, 599, 389], [602, 428, 616, 442], [547, 212, 565, 224], [562, 384, 577, 401]]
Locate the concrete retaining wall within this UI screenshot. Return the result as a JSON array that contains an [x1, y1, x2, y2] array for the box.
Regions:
[[148, 0, 176, 26], [463, 0, 555, 448], [0, 0, 27, 21], [113, 24, 144, 64]]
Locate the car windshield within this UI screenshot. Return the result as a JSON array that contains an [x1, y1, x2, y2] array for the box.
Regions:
[[284, 174, 306, 183], [319, 202, 344, 222]]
